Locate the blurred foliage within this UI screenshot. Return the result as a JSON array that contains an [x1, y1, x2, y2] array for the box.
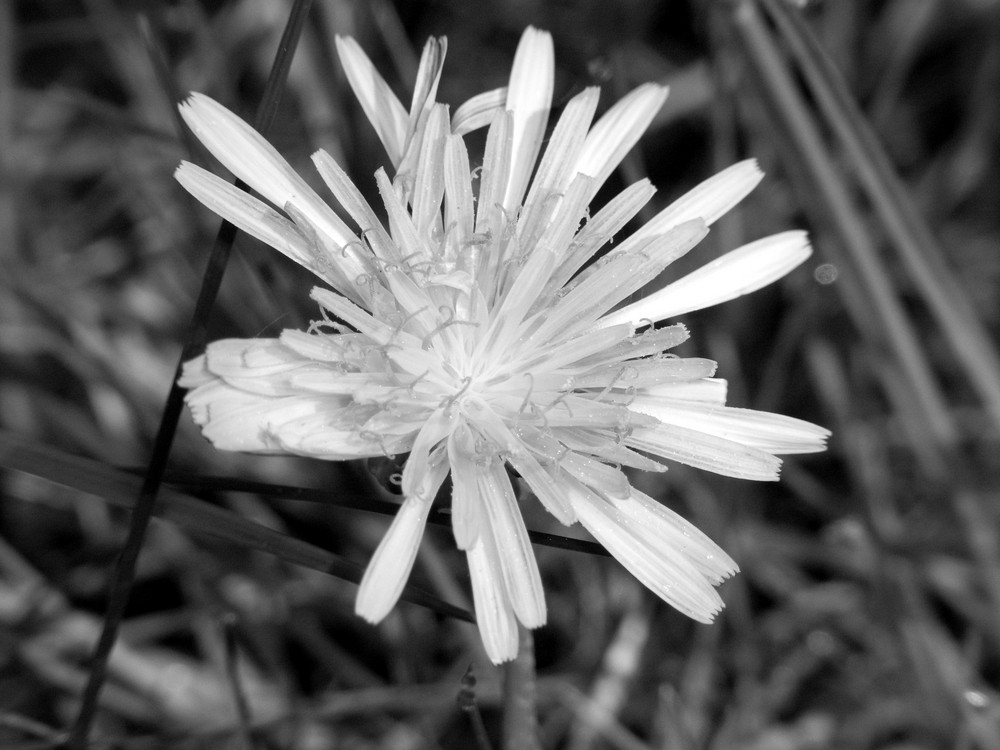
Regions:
[[2, 0, 1000, 748]]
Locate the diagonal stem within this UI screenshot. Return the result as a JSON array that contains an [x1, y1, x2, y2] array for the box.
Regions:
[[758, 0, 1000, 439], [64, 2, 314, 747], [726, 0, 956, 465]]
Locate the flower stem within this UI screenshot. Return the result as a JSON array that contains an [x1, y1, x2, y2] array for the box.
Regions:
[[502, 624, 541, 750]]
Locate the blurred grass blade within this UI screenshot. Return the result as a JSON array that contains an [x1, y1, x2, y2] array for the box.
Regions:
[[728, 0, 956, 461], [0, 430, 474, 624], [69, 2, 315, 747], [160, 472, 612, 558], [759, 0, 1000, 438]]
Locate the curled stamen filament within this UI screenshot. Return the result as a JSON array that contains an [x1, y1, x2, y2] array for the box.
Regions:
[[340, 238, 367, 259], [359, 430, 396, 458], [422, 312, 480, 350], [515, 372, 535, 422], [404, 369, 431, 396], [307, 306, 349, 336], [541, 390, 573, 418], [391, 305, 430, 340], [439, 376, 473, 410]]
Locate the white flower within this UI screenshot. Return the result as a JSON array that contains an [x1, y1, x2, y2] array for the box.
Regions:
[[177, 27, 829, 663]]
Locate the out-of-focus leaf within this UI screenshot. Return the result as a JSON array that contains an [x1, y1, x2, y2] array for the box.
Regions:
[[0, 430, 473, 623]]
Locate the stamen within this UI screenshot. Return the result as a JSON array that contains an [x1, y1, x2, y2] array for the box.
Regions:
[[439, 376, 473, 411], [542, 390, 574, 418], [516, 372, 535, 421], [307, 306, 350, 336], [421, 307, 480, 350], [340, 238, 367, 258], [620, 385, 637, 407], [405, 370, 431, 396], [359, 429, 396, 458], [399, 250, 425, 267], [309, 247, 335, 277], [529, 401, 549, 430], [593, 367, 629, 402], [392, 305, 430, 340]]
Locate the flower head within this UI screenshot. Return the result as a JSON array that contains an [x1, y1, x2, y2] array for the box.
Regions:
[[177, 28, 829, 663]]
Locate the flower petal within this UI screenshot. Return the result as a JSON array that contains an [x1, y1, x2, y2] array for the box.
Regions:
[[630, 398, 831, 454], [311, 149, 401, 265], [547, 179, 657, 292], [530, 220, 708, 344], [401, 407, 457, 497], [574, 83, 669, 199], [175, 162, 325, 278], [407, 36, 447, 127], [184, 382, 378, 459], [443, 134, 476, 254], [335, 35, 409, 166], [518, 87, 601, 247], [452, 87, 508, 135], [478, 452, 546, 627], [600, 231, 813, 326], [634, 159, 764, 239], [566, 481, 726, 622], [503, 27, 554, 210], [466, 517, 519, 664], [355, 446, 449, 623], [627, 423, 782, 480], [179, 94, 356, 249], [611, 487, 738, 584], [448, 421, 483, 550]]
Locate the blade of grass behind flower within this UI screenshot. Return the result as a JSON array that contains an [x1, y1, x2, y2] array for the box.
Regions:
[[757, 0, 1000, 653], [84, 0, 170, 128], [68, 4, 317, 744], [0, 0, 14, 263], [760, 0, 1000, 438], [727, 0, 955, 467], [370, 0, 420, 91], [0, 429, 473, 624], [159, 472, 611, 558]]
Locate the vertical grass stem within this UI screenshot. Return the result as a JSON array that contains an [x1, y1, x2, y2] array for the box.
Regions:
[[65, 2, 314, 747]]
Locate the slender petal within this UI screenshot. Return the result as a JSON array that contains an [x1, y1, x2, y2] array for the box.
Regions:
[[599, 231, 813, 327], [335, 36, 409, 166], [466, 514, 519, 663], [630, 398, 831, 454], [503, 27, 554, 210], [627, 424, 783, 481], [477, 450, 546, 627], [355, 446, 449, 623], [574, 83, 669, 199], [633, 159, 765, 239], [452, 87, 508, 135], [566, 481, 726, 621]]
